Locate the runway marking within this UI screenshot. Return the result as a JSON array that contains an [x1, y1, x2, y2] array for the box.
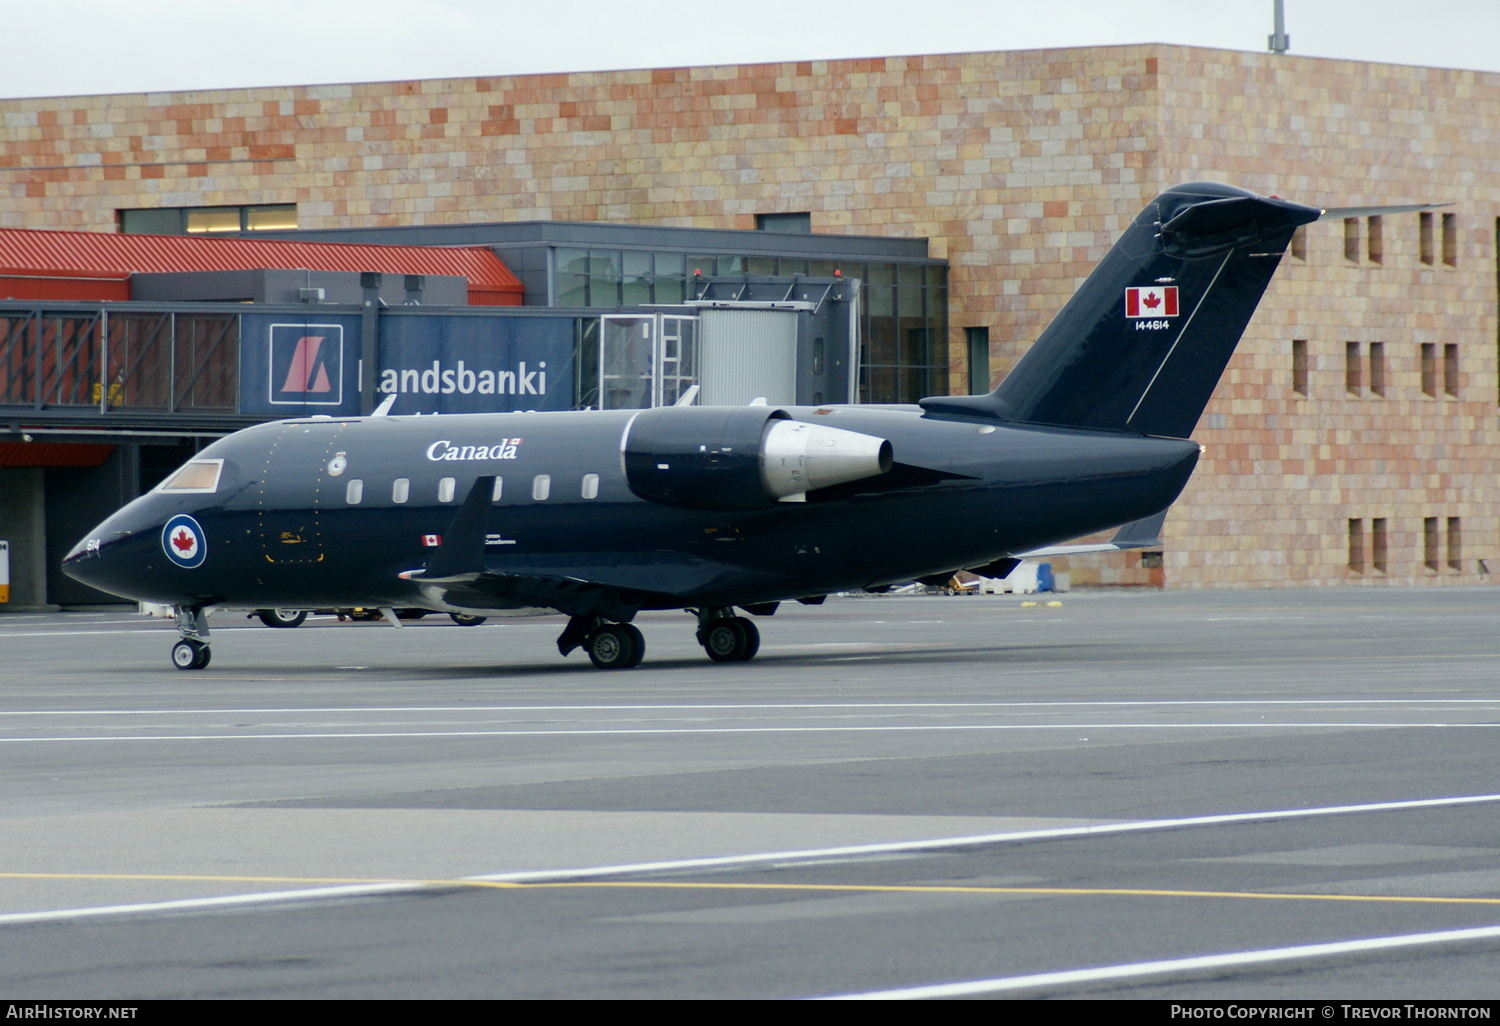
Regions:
[[818, 923, 1500, 999], [1, 793, 1497, 925], [4, 722, 1499, 742], [1, 698, 1496, 718], [6, 872, 1500, 908]]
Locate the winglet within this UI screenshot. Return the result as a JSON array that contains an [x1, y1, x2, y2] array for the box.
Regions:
[[410, 476, 495, 582]]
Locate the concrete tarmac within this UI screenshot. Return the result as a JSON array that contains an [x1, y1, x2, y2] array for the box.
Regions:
[[0, 588, 1498, 999]]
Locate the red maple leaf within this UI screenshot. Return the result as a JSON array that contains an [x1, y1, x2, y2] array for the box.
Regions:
[[172, 529, 196, 553], [1142, 291, 1161, 310]]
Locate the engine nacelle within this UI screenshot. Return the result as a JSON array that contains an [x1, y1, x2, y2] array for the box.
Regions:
[[623, 406, 892, 510]]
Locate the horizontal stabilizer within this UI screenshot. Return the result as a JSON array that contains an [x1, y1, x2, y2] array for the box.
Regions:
[[1320, 202, 1449, 220]]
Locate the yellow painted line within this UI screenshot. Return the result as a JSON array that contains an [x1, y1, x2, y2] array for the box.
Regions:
[[2, 871, 1499, 908]]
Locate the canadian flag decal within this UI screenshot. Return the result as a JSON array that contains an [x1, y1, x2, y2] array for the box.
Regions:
[[422, 535, 442, 547], [1125, 286, 1179, 318]]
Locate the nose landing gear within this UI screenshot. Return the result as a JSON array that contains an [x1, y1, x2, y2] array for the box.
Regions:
[[171, 606, 211, 670]]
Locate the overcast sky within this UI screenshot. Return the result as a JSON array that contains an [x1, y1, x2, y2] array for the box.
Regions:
[[3, 0, 1496, 100]]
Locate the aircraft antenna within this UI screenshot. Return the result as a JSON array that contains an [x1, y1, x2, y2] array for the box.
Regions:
[[1268, 0, 1290, 54]]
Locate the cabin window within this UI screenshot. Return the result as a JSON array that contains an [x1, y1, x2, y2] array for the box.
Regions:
[[492, 478, 504, 502], [438, 477, 456, 503], [157, 459, 224, 494], [581, 474, 599, 499], [532, 475, 551, 501], [392, 478, 410, 504], [345, 479, 364, 504]]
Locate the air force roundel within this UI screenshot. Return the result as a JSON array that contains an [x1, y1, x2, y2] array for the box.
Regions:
[[162, 514, 207, 569]]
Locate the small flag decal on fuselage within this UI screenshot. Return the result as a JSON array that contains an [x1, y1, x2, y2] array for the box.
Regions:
[[1125, 286, 1179, 318], [422, 535, 442, 547]]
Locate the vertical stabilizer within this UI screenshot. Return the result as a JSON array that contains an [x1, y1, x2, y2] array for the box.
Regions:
[[921, 183, 1321, 438]]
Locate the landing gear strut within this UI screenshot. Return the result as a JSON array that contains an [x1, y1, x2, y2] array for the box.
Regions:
[[171, 606, 211, 670], [695, 608, 760, 663], [557, 615, 645, 670]]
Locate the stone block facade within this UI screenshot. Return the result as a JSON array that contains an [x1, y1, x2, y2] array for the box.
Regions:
[[2, 44, 1495, 588]]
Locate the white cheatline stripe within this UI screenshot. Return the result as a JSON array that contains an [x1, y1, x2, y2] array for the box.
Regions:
[[4, 722, 1500, 743], [820, 923, 1500, 999], [4, 792, 1497, 927]]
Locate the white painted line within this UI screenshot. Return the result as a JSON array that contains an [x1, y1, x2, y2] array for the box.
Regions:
[[3, 793, 1497, 928], [820, 922, 1500, 999], [2, 699, 1494, 718], [465, 792, 1500, 883], [2, 723, 1498, 743], [0, 883, 416, 926]]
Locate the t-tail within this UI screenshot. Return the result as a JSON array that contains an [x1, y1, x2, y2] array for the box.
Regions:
[[921, 182, 1322, 438]]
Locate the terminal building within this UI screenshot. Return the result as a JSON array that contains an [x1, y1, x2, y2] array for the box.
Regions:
[[1, 43, 1497, 604]]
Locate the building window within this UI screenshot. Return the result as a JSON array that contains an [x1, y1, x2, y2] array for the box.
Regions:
[[1290, 225, 1307, 261], [1366, 216, 1383, 264], [756, 212, 811, 233], [119, 204, 297, 235], [1420, 212, 1435, 265], [1448, 517, 1463, 571], [1368, 342, 1386, 397], [1372, 518, 1388, 573], [967, 327, 991, 394], [1442, 212, 1458, 266], [1343, 218, 1360, 262], [1444, 343, 1459, 396], [1424, 517, 1440, 571], [1421, 343, 1437, 396], [1348, 518, 1365, 573], [1345, 342, 1362, 394], [1292, 339, 1309, 395]]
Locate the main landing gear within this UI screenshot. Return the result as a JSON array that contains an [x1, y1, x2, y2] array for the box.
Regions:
[[556, 615, 646, 670], [554, 608, 766, 670], [695, 608, 760, 663], [171, 606, 211, 670]]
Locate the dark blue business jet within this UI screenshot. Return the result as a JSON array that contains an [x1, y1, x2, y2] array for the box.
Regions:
[[63, 183, 1327, 671]]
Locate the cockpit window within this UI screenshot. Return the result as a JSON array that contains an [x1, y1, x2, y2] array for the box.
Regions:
[[157, 459, 224, 494]]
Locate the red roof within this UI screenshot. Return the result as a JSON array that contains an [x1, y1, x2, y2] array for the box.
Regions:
[[0, 228, 522, 305]]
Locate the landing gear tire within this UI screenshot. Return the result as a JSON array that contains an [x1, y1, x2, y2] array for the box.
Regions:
[[450, 613, 488, 626], [172, 639, 210, 670], [588, 623, 642, 670], [701, 616, 759, 663], [257, 609, 307, 629]]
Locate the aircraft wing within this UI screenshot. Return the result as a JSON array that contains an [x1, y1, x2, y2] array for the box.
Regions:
[[1017, 510, 1167, 558], [405, 550, 789, 621]]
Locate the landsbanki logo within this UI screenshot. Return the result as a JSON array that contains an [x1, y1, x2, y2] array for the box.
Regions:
[[379, 360, 548, 397], [269, 324, 344, 406]]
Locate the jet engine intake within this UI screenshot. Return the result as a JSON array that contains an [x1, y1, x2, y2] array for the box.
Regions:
[[624, 406, 892, 510]]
